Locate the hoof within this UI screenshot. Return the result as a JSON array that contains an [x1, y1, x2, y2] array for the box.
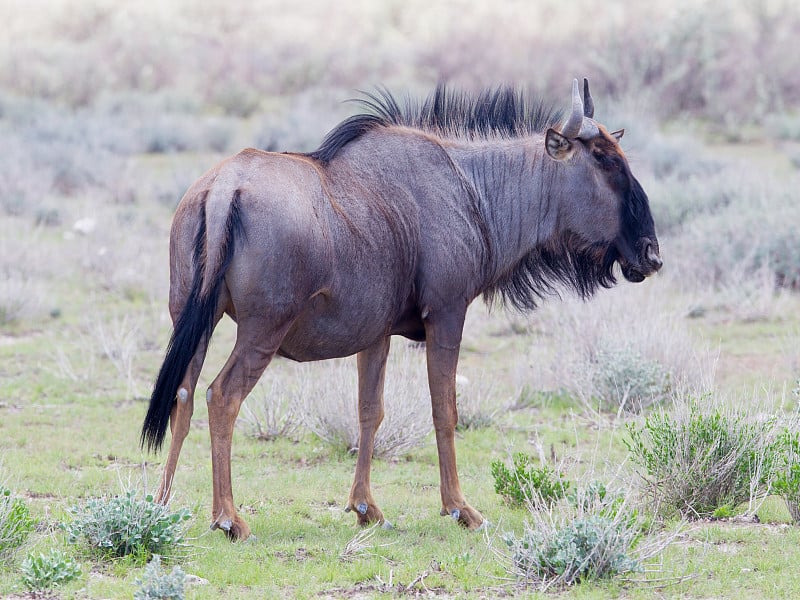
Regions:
[[345, 500, 384, 526], [441, 504, 485, 530], [210, 516, 251, 542]]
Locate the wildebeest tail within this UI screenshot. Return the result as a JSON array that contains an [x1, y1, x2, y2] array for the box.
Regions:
[[140, 191, 245, 452]]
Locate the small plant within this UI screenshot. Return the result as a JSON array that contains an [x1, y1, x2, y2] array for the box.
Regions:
[[590, 346, 672, 414], [499, 482, 659, 589], [625, 400, 782, 518], [0, 486, 35, 559], [135, 554, 185, 600], [240, 379, 302, 442], [491, 453, 570, 508], [505, 515, 641, 587], [64, 490, 191, 562], [20, 548, 81, 591]]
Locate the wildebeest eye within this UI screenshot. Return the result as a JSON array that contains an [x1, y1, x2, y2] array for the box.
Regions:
[[592, 150, 621, 171]]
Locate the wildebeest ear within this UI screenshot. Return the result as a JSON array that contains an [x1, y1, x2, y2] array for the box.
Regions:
[[610, 129, 624, 141], [545, 128, 575, 161]]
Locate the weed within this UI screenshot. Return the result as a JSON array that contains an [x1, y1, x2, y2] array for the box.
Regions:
[[625, 399, 783, 518], [134, 554, 185, 600], [64, 490, 191, 562], [491, 453, 570, 508], [20, 548, 81, 591], [0, 487, 35, 560]]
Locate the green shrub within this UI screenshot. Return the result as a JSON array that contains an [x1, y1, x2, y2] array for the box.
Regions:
[[64, 491, 191, 562], [0, 487, 35, 559], [773, 430, 800, 522], [491, 453, 570, 508], [625, 401, 782, 518], [20, 549, 81, 591], [135, 555, 185, 600]]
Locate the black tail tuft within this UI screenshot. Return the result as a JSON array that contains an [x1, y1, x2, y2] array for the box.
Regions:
[[140, 192, 245, 453]]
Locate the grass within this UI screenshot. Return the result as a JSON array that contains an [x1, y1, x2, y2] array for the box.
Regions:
[[2, 289, 799, 597]]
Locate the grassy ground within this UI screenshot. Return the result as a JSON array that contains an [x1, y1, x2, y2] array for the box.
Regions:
[[1, 273, 799, 597]]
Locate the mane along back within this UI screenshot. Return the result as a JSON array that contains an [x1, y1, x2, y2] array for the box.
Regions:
[[308, 84, 564, 164]]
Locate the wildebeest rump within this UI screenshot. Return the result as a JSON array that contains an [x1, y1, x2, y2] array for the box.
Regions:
[[141, 79, 662, 540]]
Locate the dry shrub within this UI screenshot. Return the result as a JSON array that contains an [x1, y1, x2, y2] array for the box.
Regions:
[[2, 0, 799, 125], [541, 283, 714, 415], [455, 373, 513, 431], [667, 170, 800, 293], [239, 378, 303, 442], [299, 344, 432, 458], [0, 222, 48, 326]]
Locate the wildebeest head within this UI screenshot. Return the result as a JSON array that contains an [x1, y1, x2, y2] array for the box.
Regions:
[[544, 79, 662, 283]]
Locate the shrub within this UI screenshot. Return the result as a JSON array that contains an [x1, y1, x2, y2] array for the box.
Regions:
[[0, 486, 35, 559], [301, 345, 432, 459], [589, 346, 672, 415], [499, 483, 657, 589], [491, 453, 570, 508], [625, 400, 783, 518], [135, 555, 185, 600], [64, 491, 191, 562], [542, 287, 713, 416], [240, 379, 303, 442], [20, 549, 81, 591], [505, 515, 640, 587], [668, 175, 800, 293], [773, 430, 800, 522]]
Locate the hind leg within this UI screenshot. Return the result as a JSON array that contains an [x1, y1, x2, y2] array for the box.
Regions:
[[346, 336, 391, 526], [154, 345, 208, 504], [154, 289, 228, 504], [206, 320, 291, 541]]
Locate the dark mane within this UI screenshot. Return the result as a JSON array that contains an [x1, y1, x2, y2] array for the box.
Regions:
[[483, 236, 619, 312], [308, 84, 564, 164]]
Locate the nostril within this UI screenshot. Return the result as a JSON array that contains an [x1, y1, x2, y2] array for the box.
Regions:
[[645, 243, 662, 269]]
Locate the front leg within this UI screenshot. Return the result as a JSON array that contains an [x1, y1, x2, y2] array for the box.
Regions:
[[346, 337, 391, 526], [424, 306, 486, 530]]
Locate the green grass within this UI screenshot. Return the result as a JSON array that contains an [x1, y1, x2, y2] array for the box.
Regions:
[[2, 294, 800, 598]]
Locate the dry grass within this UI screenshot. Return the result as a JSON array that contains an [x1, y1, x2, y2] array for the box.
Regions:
[[239, 378, 303, 442], [535, 283, 715, 416], [283, 344, 433, 458]]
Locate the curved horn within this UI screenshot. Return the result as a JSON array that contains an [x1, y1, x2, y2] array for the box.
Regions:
[[560, 79, 584, 138], [583, 78, 594, 118]]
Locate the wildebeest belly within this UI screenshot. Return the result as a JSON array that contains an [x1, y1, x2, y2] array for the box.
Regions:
[[276, 279, 415, 361]]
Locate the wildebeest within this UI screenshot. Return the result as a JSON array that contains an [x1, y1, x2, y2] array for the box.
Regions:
[[142, 79, 661, 541]]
